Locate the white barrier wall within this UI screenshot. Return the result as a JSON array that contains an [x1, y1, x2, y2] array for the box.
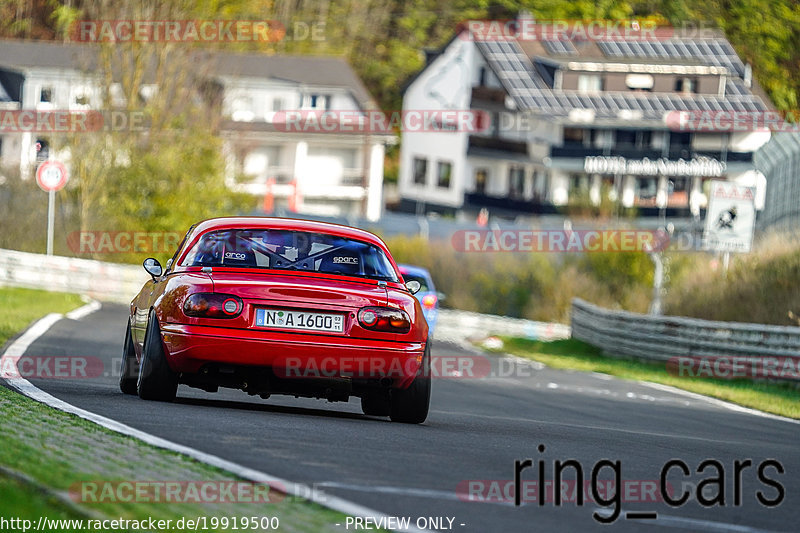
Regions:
[[0, 248, 147, 304], [436, 309, 570, 344]]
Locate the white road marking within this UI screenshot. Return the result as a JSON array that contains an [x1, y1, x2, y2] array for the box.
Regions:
[[318, 482, 520, 505], [1, 313, 429, 533], [65, 299, 102, 320], [639, 382, 800, 426]]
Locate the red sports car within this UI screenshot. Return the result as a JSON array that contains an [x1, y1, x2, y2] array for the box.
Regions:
[[121, 217, 430, 423]]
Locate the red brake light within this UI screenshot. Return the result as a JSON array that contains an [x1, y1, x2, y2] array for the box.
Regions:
[[184, 293, 243, 319], [358, 306, 411, 333], [421, 294, 437, 309]]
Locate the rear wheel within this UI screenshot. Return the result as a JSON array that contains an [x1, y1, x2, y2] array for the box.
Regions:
[[137, 311, 178, 402], [389, 343, 431, 424], [119, 321, 139, 395], [361, 393, 390, 416]]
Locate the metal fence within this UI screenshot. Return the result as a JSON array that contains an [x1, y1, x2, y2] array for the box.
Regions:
[[571, 298, 800, 380], [0, 249, 572, 347]]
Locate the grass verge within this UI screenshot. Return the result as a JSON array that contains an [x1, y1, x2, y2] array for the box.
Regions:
[[0, 286, 354, 532], [489, 337, 800, 420], [0, 286, 85, 346]]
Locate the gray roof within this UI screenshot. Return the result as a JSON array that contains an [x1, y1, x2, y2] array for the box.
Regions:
[[0, 39, 98, 71], [205, 51, 374, 108], [475, 37, 769, 120], [0, 39, 375, 108]]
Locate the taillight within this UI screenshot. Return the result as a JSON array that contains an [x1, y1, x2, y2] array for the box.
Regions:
[[358, 306, 411, 333], [183, 293, 243, 319], [421, 294, 437, 309]]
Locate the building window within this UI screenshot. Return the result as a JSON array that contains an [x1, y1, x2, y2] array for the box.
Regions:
[[35, 138, 49, 162], [308, 94, 329, 109], [577, 74, 603, 93], [637, 131, 652, 149], [669, 131, 692, 157], [508, 166, 525, 199], [475, 168, 488, 194], [74, 94, 90, 106], [39, 87, 53, 103], [636, 178, 658, 203], [675, 77, 697, 94], [272, 98, 284, 111], [413, 157, 428, 185], [615, 130, 637, 148], [479, 66, 487, 86], [563, 127, 584, 145], [437, 161, 452, 188]]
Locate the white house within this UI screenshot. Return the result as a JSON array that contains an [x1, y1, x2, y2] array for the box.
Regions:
[[0, 39, 394, 221], [398, 17, 773, 220]]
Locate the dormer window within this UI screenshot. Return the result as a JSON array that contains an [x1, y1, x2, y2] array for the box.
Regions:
[[675, 77, 697, 94], [577, 74, 603, 93]]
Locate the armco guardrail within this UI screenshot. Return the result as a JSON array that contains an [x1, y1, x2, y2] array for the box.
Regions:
[[571, 298, 800, 378], [436, 309, 570, 344], [0, 248, 572, 341], [0, 248, 147, 303]]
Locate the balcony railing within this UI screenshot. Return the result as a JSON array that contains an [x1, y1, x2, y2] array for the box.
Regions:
[[468, 135, 528, 155], [550, 145, 752, 163]]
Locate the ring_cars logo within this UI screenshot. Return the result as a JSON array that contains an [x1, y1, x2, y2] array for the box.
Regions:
[[224, 252, 247, 260], [333, 256, 358, 264]]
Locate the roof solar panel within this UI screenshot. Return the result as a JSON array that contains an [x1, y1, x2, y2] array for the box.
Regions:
[[474, 37, 764, 117], [542, 39, 577, 55]]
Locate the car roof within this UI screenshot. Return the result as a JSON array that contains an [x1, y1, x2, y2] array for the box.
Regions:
[[189, 216, 387, 248]]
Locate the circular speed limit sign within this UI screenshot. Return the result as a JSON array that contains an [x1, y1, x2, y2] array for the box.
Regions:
[[36, 160, 68, 192]]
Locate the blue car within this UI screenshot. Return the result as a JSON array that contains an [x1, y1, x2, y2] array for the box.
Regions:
[[398, 264, 442, 337]]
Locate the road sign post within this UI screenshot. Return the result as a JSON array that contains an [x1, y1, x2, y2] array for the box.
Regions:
[[36, 161, 68, 256], [703, 180, 756, 254]]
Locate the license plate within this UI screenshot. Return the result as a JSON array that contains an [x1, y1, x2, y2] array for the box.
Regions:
[[255, 308, 344, 333]]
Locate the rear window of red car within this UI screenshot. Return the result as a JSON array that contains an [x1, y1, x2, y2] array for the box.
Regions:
[[181, 229, 398, 282]]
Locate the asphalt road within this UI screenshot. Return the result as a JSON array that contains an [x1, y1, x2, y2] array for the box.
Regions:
[[11, 303, 800, 532]]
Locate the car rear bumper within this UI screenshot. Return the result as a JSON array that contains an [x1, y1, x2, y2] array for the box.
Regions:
[[160, 323, 425, 388]]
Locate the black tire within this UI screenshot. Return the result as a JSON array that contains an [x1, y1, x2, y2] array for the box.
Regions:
[[389, 343, 431, 424], [119, 321, 139, 395], [361, 393, 391, 417], [137, 310, 178, 402]]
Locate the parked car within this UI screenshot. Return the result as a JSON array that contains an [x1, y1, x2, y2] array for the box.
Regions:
[[121, 217, 431, 423], [397, 264, 442, 337]]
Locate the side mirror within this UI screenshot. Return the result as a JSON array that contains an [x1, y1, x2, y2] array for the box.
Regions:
[[143, 258, 163, 280], [165, 258, 174, 271], [405, 280, 421, 294]]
